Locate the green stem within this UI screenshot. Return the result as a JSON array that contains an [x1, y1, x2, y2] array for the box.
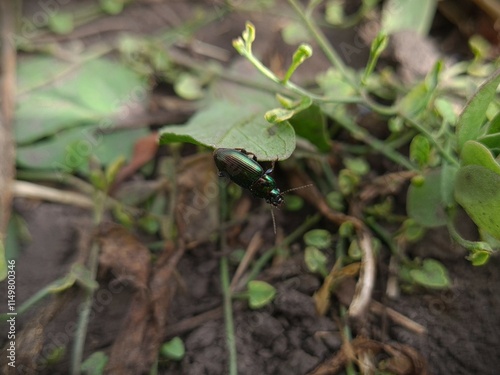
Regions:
[[246, 214, 321, 283], [339, 307, 356, 375], [329, 112, 417, 171], [71, 191, 106, 375], [365, 216, 399, 257], [288, 0, 400, 117], [287, 0, 352, 85], [446, 218, 493, 253], [217, 177, 238, 374], [71, 242, 100, 375], [220, 256, 238, 375], [237, 45, 355, 102], [361, 91, 398, 116]]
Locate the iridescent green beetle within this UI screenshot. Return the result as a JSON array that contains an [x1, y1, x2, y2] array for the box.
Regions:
[[213, 148, 283, 206]]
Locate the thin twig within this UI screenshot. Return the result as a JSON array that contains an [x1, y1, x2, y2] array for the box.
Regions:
[[230, 231, 263, 292], [13, 180, 95, 209], [369, 300, 427, 335]]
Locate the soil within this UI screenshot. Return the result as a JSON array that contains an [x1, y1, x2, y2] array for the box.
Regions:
[[1, 1, 500, 375]]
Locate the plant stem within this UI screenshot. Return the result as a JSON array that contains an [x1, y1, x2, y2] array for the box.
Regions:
[[71, 191, 106, 375], [220, 256, 238, 375], [246, 213, 321, 283], [71, 241, 100, 375], [236, 44, 358, 103], [217, 177, 238, 374], [328, 111, 418, 171], [339, 306, 356, 375], [287, 0, 352, 85], [287, 0, 403, 117], [446, 218, 493, 253]]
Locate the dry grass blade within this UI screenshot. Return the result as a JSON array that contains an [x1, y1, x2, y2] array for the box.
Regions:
[[307, 336, 429, 375], [13, 181, 95, 209]]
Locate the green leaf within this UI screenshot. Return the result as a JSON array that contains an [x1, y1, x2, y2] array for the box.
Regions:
[[409, 259, 450, 288], [317, 68, 357, 102], [304, 246, 328, 276], [284, 195, 304, 211], [159, 100, 296, 161], [17, 57, 67, 93], [15, 57, 148, 145], [81, 351, 109, 375], [338, 169, 360, 195], [325, 0, 344, 25], [283, 43, 313, 84], [44, 346, 66, 365], [344, 157, 369, 176], [247, 280, 276, 309], [399, 61, 442, 118], [281, 22, 310, 45], [485, 111, 500, 135], [456, 69, 500, 151], [381, 0, 438, 35], [434, 98, 458, 125], [399, 219, 425, 243], [265, 108, 295, 123], [470, 250, 490, 266], [469, 35, 491, 60], [459, 140, 500, 174], [288, 104, 330, 153], [455, 165, 500, 239], [137, 215, 160, 234], [409, 134, 431, 168], [48, 13, 74, 34], [174, 73, 204, 100], [100, 0, 125, 15], [362, 33, 389, 84], [347, 239, 362, 260], [339, 221, 354, 238], [478, 133, 500, 154], [407, 168, 448, 227], [304, 229, 333, 249], [326, 191, 345, 211], [16, 127, 148, 173], [478, 112, 500, 153], [160, 337, 185, 361]]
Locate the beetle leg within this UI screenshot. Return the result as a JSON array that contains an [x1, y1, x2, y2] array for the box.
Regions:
[[234, 148, 258, 161], [265, 157, 278, 175]]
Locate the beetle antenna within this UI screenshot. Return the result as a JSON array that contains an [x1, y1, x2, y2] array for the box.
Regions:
[[282, 184, 314, 195], [271, 208, 277, 235]]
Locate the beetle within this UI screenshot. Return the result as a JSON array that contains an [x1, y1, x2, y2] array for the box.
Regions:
[[213, 148, 283, 206]]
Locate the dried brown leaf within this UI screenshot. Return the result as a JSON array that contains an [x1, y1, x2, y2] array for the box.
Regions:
[[97, 223, 151, 290], [175, 153, 219, 241], [105, 241, 185, 375]]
